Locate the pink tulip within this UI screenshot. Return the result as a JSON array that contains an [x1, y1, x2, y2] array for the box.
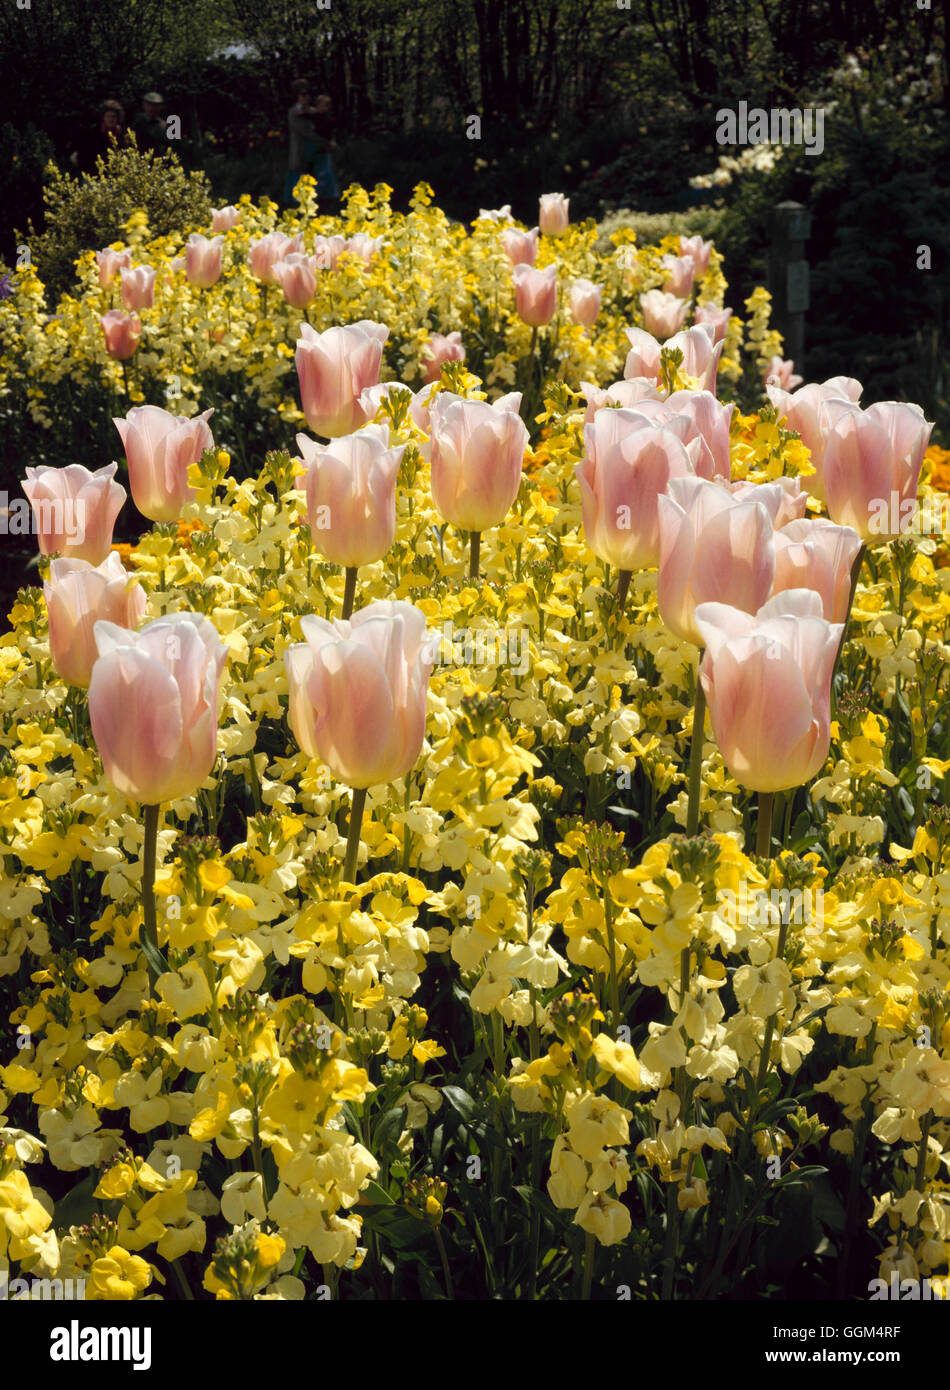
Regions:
[[623, 328, 663, 384], [358, 380, 415, 425], [89, 613, 227, 804], [44, 553, 146, 688], [763, 356, 803, 391], [185, 234, 223, 289], [96, 249, 131, 287], [694, 303, 732, 345], [119, 266, 156, 312], [211, 205, 241, 232], [100, 310, 141, 360], [478, 205, 512, 222], [766, 377, 863, 500], [429, 392, 528, 533], [273, 253, 318, 308], [501, 227, 539, 267], [666, 323, 723, 393], [312, 234, 347, 271], [113, 405, 214, 523], [512, 264, 557, 327], [664, 390, 734, 481], [695, 590, 843, 793], [640, 290, 688, 339], [539, 193, 569, 235], [422, 331, 466, 383], [569, 278, 602, 328], [657, 476, 776, 645], [295, 321, 388, 438], [22, 463, 126, 564], [576, 413, 696, 572], [820, 400, 933, 542], [661, 254, 696, 299], [772, 518, 863, 622], [724, 476, 808, 528], [344, 233, 384, 265], [679, 236, 713, 276], [284, 600, 433, 788], [297, 424, 405, 568], [581, 377, 662, 424], [248, 231, 303, 284]]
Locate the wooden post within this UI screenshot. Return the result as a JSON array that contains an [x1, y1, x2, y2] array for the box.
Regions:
[[768, 201, 811, 375]]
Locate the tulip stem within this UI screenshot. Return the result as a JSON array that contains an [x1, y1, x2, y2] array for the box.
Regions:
[[342, 786, 367, 885], [141, 803, 163, 989], [756, 792, 774, 859], [615, 568, 632, 612], [469, 531, 481, 580], [342, 566, 358, 621], [686, 665, 706, 837]]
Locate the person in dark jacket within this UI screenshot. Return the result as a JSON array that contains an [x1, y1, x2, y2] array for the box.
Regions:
[[130, 92, 166, 154], [69, 100, 125, 173]]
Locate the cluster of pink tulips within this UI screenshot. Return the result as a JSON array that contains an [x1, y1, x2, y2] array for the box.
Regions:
[[25, 228, 937, 982], [575, 363, 932, 838]]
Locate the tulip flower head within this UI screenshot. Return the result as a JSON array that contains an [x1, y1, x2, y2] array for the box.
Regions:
[[295, 321, 388, 438], [695, 590, 843, 793], [576, 412, 697, 572], [538, 193, 569, 235], [820, 400, 933, 543], [114, 405, 214, 523], [185, 234, 224, 289], [428, 391, 528, 533], [284, 600, 434, 789], [44, 553, 146, 689], [297, 423, 405, 568], [511, 264, 557, 327], [89, 613, 228, 804], [422, 331, 465, 383], [569, 278, 602, 328], [22, 462, 126, 563], [658, 476, 776, 645], [100, 310, 141, 360], [119, 266, 156, 312], [772, 517, 863, 622], [501, 227, 539, 267]]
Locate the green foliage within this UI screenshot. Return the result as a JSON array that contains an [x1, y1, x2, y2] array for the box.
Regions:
[[22, 139, 212, 303]]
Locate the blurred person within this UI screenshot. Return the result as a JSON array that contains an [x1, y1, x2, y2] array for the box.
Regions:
[[285, 80, 339, 208], [69, 100, 125, 173], [131, 92, 166, 154]]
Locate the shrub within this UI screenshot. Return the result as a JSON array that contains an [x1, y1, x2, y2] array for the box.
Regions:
[[22, 138, 212, 302]]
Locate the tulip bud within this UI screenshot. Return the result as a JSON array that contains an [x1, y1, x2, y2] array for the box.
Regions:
[[695, 590, 843, 793], [295, 321, 388, 438], [538, 193, 569, 235], [113, 405, 214, 522], [89, 613, 228, 804], [22, 463, 126, 564], [185, 234, 224, 289], [44, 554, 146, 688], [297, 424, 404, 567], [422, 331, 465, 383], [119, 266, 156, 312], [658, 476, 775, 645], [569, 278, 602, 328], [429, 392, 528, 533], [100, 310, 141, 360], [284, 600, 434, 789], [511, 264, 557, 327]]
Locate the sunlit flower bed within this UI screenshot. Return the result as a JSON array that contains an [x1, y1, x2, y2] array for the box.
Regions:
[[1, 184, 949, 1302]]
